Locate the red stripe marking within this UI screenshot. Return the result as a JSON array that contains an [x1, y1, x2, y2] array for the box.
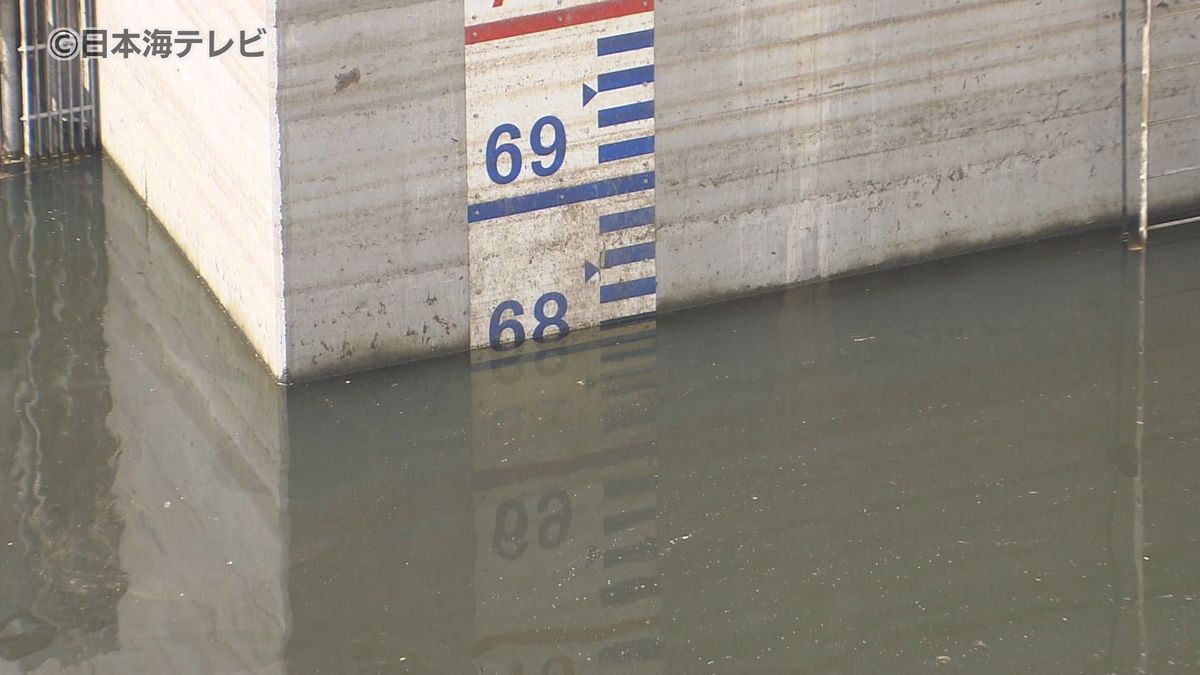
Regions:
[[466, 0, 653, 45]]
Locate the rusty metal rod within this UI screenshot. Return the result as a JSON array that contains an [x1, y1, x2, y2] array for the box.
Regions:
[[1136, 0, 1152, 248]]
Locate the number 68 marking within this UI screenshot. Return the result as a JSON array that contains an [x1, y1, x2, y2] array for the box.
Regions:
[[489, 292, 569, 350]]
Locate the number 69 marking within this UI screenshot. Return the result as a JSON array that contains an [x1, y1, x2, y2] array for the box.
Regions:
[[485, 116, 566, 185]]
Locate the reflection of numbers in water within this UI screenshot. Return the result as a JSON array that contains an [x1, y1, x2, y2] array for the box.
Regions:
[[492, 490, 572, 561], [507, 656, 575, 675]]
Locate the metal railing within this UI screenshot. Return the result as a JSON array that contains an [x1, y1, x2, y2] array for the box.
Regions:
[[0, 0, 98, 161]]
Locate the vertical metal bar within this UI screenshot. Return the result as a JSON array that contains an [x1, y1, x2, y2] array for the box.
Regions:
[[70, 0, 80, 153], [1136, 0, 1152, 248], [38, 0, 47, 157], [87, 0, 96, 150], [17, 0, 31, 157], [60, 0, 73, 154], [81, 0, 94, 150], [62, 0, 72, 155], [41, 0, 48, 156], [30, 0, 42, 157], [1119, 0, 1129, 235], [44, 0, 54, 157], [54, 0, 64, 157], [27, 0, 36, 157], [61, 0, 71, 152], [49, 0, 61, 157], [0, 0, 23, 159], [37, 0, 48, 157], [69, 0, 80, 154], [79, 0, 88, 150], [52, 0, 63, 153]]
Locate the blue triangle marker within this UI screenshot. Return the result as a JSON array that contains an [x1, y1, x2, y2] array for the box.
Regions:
[[582, 83, 597, 107], [584, 260, 599, 282]]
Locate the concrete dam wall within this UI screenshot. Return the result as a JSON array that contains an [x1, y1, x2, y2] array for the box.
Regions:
[[96, 0, 1200, 381]]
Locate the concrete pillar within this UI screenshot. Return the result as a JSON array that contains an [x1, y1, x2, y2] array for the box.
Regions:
[[96, 0, 286, 375], [94, 0, 1200, 382]]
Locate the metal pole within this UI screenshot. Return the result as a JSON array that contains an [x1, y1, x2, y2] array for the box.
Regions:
[[34, 0, 45, 158], [43, 0, 53, 157], [1120, 0, 1129, 235], [65, 0, 77, 154], [81, 0, 95, 150], [59, 0, 69, 153], [58, 0, 70, 155], [0, 0, 22, 160], [1133, 0, 1152, 250], [57, 0, 69, 155], [16, 0, 30, 157], [47, 0, 59, 158], [27, 0, 42, 158]]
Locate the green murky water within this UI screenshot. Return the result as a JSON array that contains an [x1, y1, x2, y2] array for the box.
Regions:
[[1, 160, 1198, 673]]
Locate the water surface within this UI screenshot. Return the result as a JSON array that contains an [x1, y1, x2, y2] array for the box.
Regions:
[[1, 160, 1198, 673]]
